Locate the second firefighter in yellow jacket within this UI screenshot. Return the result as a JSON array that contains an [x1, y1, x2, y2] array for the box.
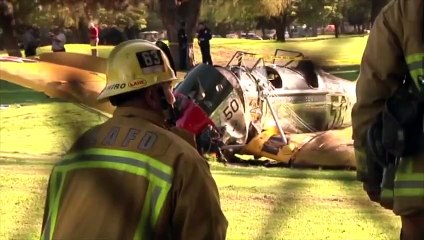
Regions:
[[40, 40, 228, 239], [352, 0, 424, 239]]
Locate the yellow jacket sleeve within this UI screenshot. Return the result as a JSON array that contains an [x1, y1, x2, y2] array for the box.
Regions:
[[171, 154, 228, 240], [352, 0, 408, 148], [351, 0, 414, 201]]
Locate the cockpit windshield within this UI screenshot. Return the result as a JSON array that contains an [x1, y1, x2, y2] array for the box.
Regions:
[[272, 49, 305, 68], [226, 51, 267, 72], [174, 64, 237, 115]]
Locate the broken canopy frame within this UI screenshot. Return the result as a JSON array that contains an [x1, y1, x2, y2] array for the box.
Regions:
[[226, 51, 288, 146]]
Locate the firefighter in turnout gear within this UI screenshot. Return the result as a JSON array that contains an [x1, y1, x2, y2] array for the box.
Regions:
[[352, 0, 424, 239], [40, 40, 228, 240]]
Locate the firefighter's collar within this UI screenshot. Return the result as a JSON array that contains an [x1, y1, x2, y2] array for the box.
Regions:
[[113, 107, 167, 127]]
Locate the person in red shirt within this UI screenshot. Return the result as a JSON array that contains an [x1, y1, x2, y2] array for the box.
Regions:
[[89, 22, 99, 56]]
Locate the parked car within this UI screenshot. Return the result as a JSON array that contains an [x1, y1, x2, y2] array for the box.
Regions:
[[226, 33, 239, 38], [263, 29, 276, 40], [139, 31, 159, 42], [290, 26, 313, 38], [241, 32, 263, 40], [264, 31, 289, 40]]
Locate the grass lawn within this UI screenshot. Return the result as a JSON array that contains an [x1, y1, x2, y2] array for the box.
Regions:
[[1, 35, 366, 68], [0, 36, 399, 240], [0, 162, 401, 240], [207, 36, 368, 67], [1, 36, 365, 81], [0, 103, 401, 240]]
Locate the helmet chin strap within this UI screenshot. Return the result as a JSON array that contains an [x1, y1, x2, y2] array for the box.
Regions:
[[157, 86, 177, 126]]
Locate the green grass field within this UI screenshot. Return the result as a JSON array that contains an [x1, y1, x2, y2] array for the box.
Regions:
[[0, 36, 403, 240], [2, 36, 368, 66], [2, 36, 365, 81], [0, 104, 402, 240], [33, 36, 367, 67], [0, 161, 401, 240]]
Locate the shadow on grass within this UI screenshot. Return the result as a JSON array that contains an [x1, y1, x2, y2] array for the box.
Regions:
[[211, 164, 356, 182], [254, 170, 309, 240], [5, 165, 144, 239], [214, 170, 356, 182], [0, 80, 59, 105], [339, 180, 401, 236], [3, 100, 105, 238]]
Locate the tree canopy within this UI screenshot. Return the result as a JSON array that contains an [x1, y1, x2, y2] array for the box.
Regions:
[[199, 0, 381, 40], [5, 0, 148, 29], [2, 0, 388, 41], [0, 0, 389, 57]]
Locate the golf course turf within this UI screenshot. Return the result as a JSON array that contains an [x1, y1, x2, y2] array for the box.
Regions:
[[0, 36, 402, 240]]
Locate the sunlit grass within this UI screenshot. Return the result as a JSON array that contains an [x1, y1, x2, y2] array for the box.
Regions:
[[36, 44, 114, 59], [207, 36, 367, 66], [0, 103, 402, 240], [27, 36, 367, 67], [212, 165, 400, 240], [1, 37, 364, 82], [0, 103, 107, 162], [0, 165, 50, 240], [0, 162, 401, 240], [0, 35, 397, 240]]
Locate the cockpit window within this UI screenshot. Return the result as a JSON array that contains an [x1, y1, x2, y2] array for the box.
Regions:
[[266, 66, 315, 90], [281, 68, 313, 90], [175, 64, 234, 115]]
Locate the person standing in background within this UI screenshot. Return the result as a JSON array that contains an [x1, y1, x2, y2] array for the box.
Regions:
[[196, 22, 213, 65], [50, 27, 66, 52], [22, 26, 38, 57], [89, 22, 99, 57], [178, 21, 188, 70]]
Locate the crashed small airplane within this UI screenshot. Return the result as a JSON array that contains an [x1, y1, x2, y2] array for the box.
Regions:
[[174, 50, 356, 168], [0, 47, 357, 168]]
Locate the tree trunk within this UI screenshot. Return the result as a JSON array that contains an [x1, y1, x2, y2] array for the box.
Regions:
[[311, 24, 318, 37], [158, 0, 202, 70], [334, 22, 339, 38], [0, 1, 21, 57], [77, 17, 90, 43], [273, 14, 287, 42], [371, 0, 388, 25], [261, 27, 266, 39], [288, 24, 294, 38], [340, 19, 346, 34], [256, 16, 269, 39], [215, 22, 229, 38]]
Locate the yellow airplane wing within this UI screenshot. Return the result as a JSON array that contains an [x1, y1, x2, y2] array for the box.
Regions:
[[0, 54, 115, 115]]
